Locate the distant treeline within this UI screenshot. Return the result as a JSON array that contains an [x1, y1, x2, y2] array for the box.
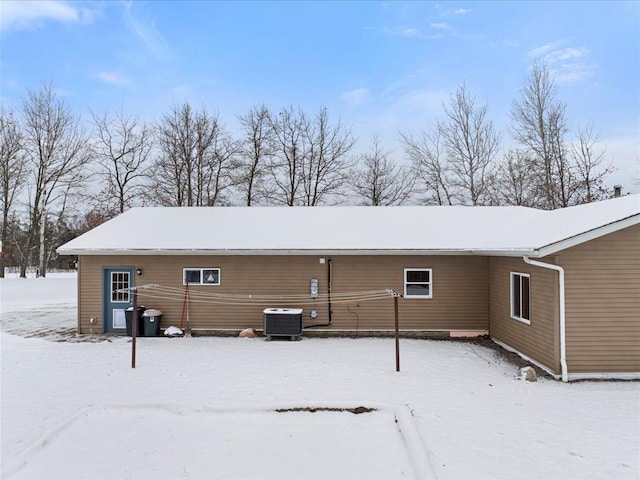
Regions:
[[0, 61, 619, 277]]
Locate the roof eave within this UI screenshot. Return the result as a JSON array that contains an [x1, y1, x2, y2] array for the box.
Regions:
[[535, 213, 640, 258], [58, 247, 508, 256]]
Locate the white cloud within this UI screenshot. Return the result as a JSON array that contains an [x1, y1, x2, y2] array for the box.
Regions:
[[93, 71, 132, 87], [382, 26, 419, 38], [430, 22, 451, 30], [398, 27, 422, 37], [344, 87, 450, 154], [172, 84, 191, 99], [442, 8, 471, 16], [124, 2, 172, 61], [552, 62, 598, 84], [381, 25, 444, 40], [0, 1, 93, 31], [544, 47, 589, 63], [341, 87, 371, 106], [529, 41, 597, 85], [391, 87, 449, 114], [529, 42, 557, 57], [490, 39, 520, 48]]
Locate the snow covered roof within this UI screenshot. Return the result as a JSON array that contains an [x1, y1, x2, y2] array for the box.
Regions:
[[57, 194, 640, 257], [500, 194, 640, 256]]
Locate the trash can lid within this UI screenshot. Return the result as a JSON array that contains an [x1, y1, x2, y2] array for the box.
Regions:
[[143, 309, 162, 316]]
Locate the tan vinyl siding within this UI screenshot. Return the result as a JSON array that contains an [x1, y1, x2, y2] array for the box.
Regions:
[[557, 224, 640, 374], [489, 257, 559, 374], [77, 256, 103, 335], [77, 255, 489, 334], [331, 256, 488, 330]]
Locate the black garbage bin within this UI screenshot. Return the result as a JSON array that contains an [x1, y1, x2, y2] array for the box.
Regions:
[[142, 309, 163, 337], [125, 306, 146, 337]]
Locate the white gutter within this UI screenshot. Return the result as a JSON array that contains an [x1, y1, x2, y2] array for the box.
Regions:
[[56, 247, 523, 257], [523, 256, 568, 382]]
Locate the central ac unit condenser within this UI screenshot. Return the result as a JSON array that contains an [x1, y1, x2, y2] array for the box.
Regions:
[[263, 308, 303, 341]]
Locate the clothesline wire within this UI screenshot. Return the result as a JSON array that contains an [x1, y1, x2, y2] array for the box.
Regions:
[[139, 284, 390, 300], [133, 291, 392, 306], [123, 284, 396, 306]]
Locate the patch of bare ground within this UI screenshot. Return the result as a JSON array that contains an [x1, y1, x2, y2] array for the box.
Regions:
[[275, 406, 376, 414]]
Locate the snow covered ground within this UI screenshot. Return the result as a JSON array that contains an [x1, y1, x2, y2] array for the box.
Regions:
[[1, 272, 78, 341], [1, 274, 639, 479]]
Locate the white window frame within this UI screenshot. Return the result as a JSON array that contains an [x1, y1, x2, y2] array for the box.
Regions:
[[510, 272, 531, 325], [110, 271, 130, 303], [183, 268, 221, 286], [404, 268, 433, 299]]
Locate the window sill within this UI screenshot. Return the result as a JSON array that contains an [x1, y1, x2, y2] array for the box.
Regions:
[[511, 315, 531, 325], [404, 295, 433, 299]]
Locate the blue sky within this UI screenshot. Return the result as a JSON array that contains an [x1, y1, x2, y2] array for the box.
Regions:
[[1, 1, 638, 190]]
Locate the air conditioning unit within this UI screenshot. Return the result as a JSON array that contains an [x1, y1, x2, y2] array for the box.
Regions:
[[263, 308, 303, 341]]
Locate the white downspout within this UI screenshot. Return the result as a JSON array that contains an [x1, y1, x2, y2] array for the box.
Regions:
[[523, 256, 568, 382]]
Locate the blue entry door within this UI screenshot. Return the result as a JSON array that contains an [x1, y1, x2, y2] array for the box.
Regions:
[[103, 267, 134, 334]]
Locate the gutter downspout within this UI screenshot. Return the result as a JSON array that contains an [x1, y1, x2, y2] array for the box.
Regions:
[[327, 258, 333, 326], [523, 256, 568, 382]]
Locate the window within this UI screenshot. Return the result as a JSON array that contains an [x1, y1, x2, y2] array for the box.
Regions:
[[111, 271, 130, 303], [183, 268, 220, 286], [404, 268, 432, 298], [510, 272, 530, 324]]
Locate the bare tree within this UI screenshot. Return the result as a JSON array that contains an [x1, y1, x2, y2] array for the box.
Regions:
[[264, 106, 355, 206], [401, 129, 454, 205], [3, 213, 29, 272], [153, 101, 236, 206], [632, 161, 640, 191], [439, 85, 500, 205], [490, 150, 539, 206], [0, 107, 26, 278], [549, 107, 576, 207], [301, 107, 355, 206], [90, 109, 153, 213], [511, 62, 577, 208], [236, 104, 273, 206], [20, 84, 90, 277], [350, 135, 414, 206], [266, 106, 309, 206], [571, 125, 613, 203], [205, 128, 242, 206]]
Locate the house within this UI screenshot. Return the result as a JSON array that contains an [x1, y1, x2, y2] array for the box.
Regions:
[[57, 194, 640, 381]]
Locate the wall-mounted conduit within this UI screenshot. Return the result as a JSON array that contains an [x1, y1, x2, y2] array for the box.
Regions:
[[305, 258, 333, 329]]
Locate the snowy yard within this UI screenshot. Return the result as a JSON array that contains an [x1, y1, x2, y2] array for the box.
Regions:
[[1, 274, 639, 479]]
